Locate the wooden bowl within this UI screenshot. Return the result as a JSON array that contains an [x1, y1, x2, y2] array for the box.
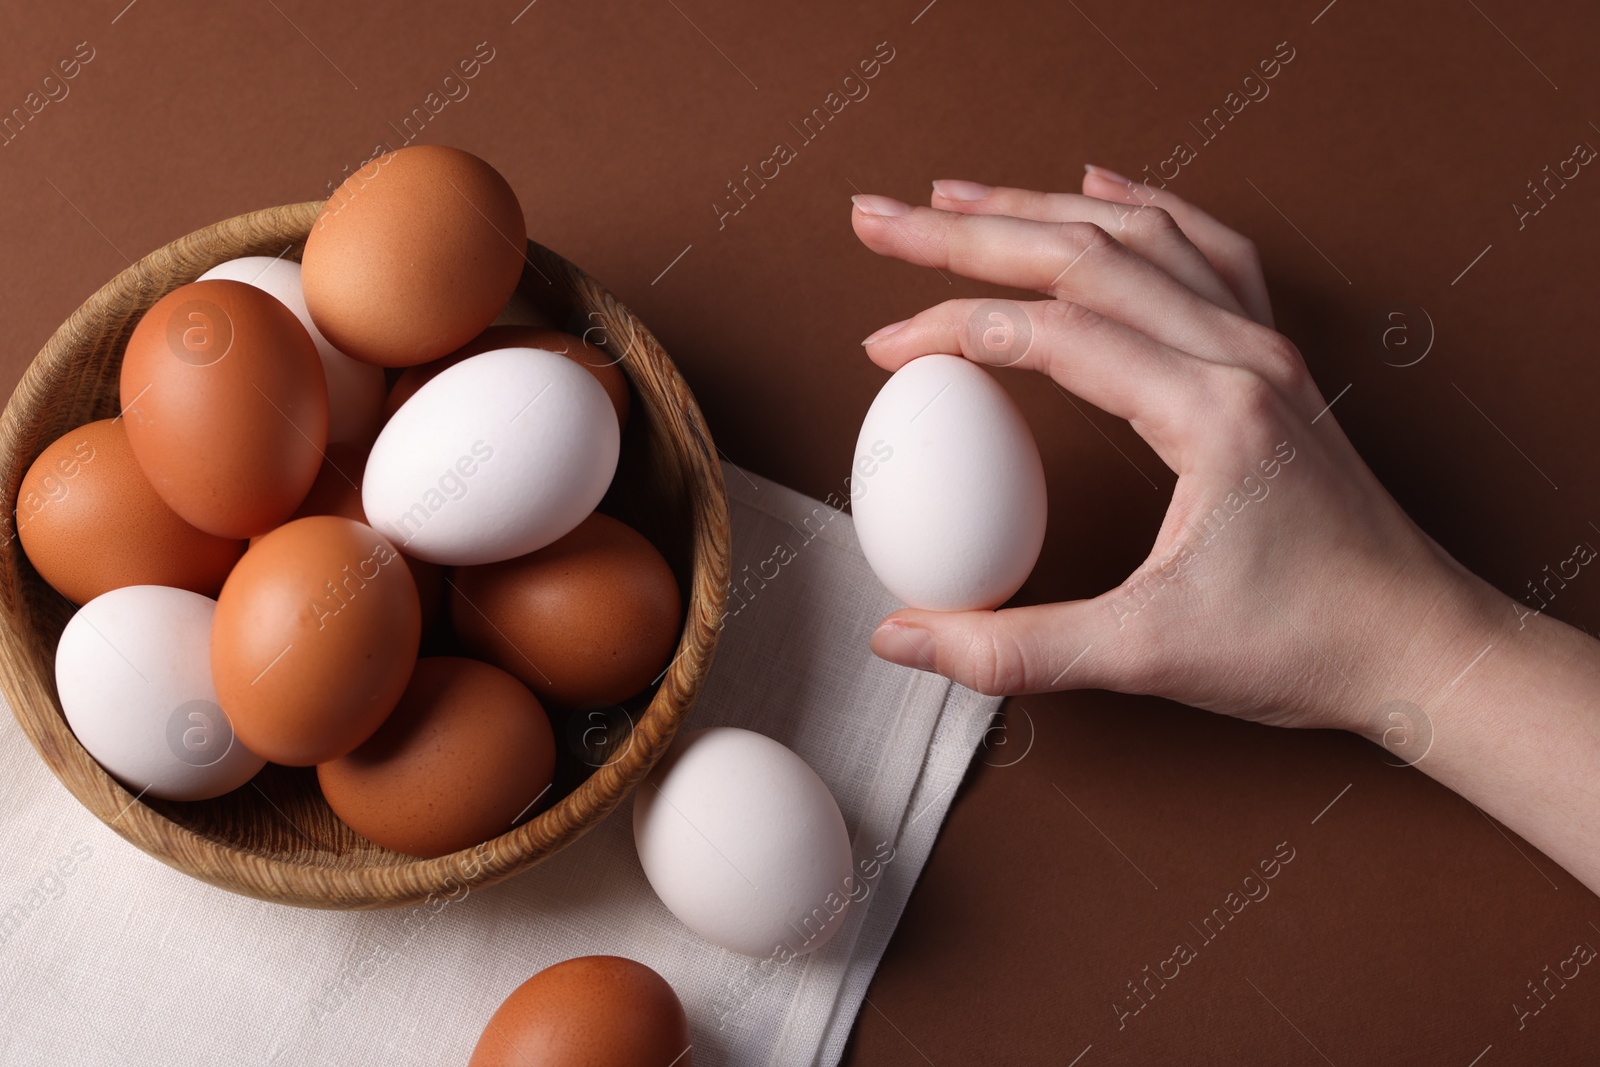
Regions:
[[0, 201, 730, 909]]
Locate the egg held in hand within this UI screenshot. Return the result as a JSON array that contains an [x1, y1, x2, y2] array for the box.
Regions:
[[55, 585, 265, 801], [17, 419, 244, 605], [211, 516, 420, 766], [119, 278, 328, 539], [852, 353, 1047, 611], [448, 512, 681, 709], [633, 727, 855, 957], [468, 956, 691, 1067], [317, 657, 556, 858]]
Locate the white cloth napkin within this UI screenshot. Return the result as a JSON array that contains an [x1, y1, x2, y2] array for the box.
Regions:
[[0, 463, 999, 1066]]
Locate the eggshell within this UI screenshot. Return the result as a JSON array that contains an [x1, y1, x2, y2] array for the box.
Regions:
[[198, 256, 386, 445], [468, 956, 691, 1067], [120, 279, 328, 538], [55, 585, 265, 800], [282, 440, 369, 526], [211, 516, 420, 766], [267, 442, 444, 632], [449, 513, 680, 708], [633, 727, 854, 957], [852, 354, 1047, 611], [384, 325, 630, 429], [405, 555, 446, 637], [362, 348, 619, 566], [301, 145, 526, 367], [317, 658, 555, 858], [17, 419, 244, 605]]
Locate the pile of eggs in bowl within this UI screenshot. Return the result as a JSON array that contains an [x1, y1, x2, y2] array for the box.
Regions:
[[25, 145, 682, 859]]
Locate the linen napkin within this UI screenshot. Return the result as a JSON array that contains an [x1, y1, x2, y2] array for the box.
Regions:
[[0, 462, 1000, 1066]]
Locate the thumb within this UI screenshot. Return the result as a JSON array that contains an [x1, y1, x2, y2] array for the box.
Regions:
[[869, 598, 1121, 697]]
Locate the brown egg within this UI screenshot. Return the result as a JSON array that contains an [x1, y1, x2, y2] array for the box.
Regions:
[[245, 441, 365, 548], [468, 956, 691, 1067], [405, 555, 446, 638], [257, 441, 444, 631], [286, 440, 368, 524], [449, 513, 681, 709], [317, 657, 555, 858], [490, 286, 560, 332], [120, 279, 327, 538], [212, 516, 420, 765], [383, 326, 630, 429], [16, 419, 244, 604], [302, 145, 526, 367]]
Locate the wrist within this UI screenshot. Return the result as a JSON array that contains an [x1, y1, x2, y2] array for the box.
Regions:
[[1362, 566, 1600, 895], [1337, 561, 1513, 747], [1352, 561, 1600, 764]]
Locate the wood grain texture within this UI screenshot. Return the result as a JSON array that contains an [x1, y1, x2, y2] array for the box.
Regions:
[[0, 201, 730, 909]]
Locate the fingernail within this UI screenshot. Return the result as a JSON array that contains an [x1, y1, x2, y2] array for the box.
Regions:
[[852, 194, 913, 217], [871, 621, 938, 671], [862, 318, 910, 345], [931, 179, 992, 201], [1084, 163, 1131, 183]]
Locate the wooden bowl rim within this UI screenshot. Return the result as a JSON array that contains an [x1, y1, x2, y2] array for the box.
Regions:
[[0, 200, 730, 908]]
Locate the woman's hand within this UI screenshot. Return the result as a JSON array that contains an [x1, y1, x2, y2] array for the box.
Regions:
[[850, 170, 1506, 735], [852, 171, 1600, 898]]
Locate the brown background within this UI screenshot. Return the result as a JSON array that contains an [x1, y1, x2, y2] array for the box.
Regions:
[[4, 0, 1598, 1062]]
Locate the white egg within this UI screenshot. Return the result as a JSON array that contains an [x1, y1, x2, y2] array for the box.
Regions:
[[633, 727, 854, 958], [852, 354, 1047, 611], [361, 347, 619, 566], [198, 256, 386, 445], [55, 585, 265, 801]]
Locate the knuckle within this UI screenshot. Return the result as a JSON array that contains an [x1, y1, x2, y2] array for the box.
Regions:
[[1207, 364, 1283, 427], [1246, 326, 1310, 391], [1054, 220, 1115, 260], [964, 298, 1038, 366], [1122, 204, 1177, 239], [1232, 236, 1262, 270], [961, 628, 1030, 697], [1045, 222, 1117, 294], [1037, 296, 1102, 335]]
